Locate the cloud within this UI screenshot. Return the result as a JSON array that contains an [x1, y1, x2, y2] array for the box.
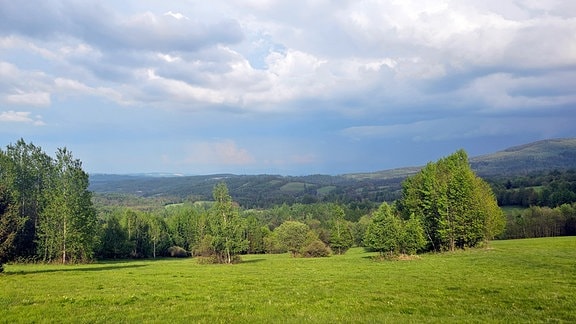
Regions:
[[0, 1, 243, 53], [0, 111, 45, 126], [0, 62, 52, 107], [342, 113, 576, 143], [164, 11, 189, 20], [4, 92, 51, 107], [0, 0, 575, 174], [2, 0, 574, 116]]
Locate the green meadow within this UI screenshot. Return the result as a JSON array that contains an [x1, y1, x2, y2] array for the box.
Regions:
[[1, 237, 575, 323]]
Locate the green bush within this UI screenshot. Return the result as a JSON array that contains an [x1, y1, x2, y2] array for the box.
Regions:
[[301, 239, 332, 258]]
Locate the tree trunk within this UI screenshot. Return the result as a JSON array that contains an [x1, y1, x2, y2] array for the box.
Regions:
[[62, 217, 67, 264]]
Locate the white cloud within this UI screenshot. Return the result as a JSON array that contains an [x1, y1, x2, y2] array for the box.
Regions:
[[4, 92, 51, 107], [164, 11, 189, 20], [0, 111, 45, 126]]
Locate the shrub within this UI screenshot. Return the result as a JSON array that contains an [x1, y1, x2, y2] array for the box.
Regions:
[[196, 255, 242, 264], [193, 235, 215, 257], [167, 246, 189, 258], [301, 239, 332, 258]]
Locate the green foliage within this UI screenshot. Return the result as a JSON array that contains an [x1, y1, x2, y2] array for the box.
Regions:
[[328, 205, 353, 254], [0, 184, 25, 271], [204, 183, 248, 263], [0, 140, 97, 264], [3, 139, 53, 259], [38, 148, 98, 263], [274, 221, 310, 257], [301, 239, 332, 257], [364, 203, 404, 256], [400, 215, 426, 255], [503, 203, 576, 239], [97, 214, 130, 259], [490, 169, 576, 207], [399, 150, 505, 251]]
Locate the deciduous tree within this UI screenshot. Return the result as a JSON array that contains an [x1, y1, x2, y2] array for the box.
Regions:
[[206, 183, 248, 263], [399, 150, 505, 251]]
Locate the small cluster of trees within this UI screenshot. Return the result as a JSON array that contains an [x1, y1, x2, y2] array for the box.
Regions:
[[364, 203, 425, 257], [0, 140, 97, 271], [398, 150, 505, 251]]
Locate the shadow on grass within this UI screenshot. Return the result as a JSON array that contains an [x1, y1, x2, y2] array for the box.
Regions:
[[5, 264, 148, 275]]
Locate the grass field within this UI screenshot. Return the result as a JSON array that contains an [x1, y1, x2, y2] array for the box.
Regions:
[[1, 237, 575, 323]]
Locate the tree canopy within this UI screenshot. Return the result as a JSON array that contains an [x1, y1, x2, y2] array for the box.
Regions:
[[0, 139, 97, 267], [398, 150, 505, 251]]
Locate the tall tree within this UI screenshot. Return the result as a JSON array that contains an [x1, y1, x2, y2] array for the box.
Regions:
[[0, 184, 25, 272], [206, 183, 248, 263], [364, 202, 403, 257], [4, 139, 52, 259], [38, 148, 97, 263], [329, 205, 353, 255], [97, 213, 130, 259]]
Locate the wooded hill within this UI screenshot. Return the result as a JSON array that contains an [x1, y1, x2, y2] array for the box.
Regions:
[[89, 138, 576, 209]]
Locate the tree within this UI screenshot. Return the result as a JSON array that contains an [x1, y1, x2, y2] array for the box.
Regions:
[[400, 214, 426, 255], [329, 205, 353, 254], [399, 150, 506, 251], [205, 183, 248, 263], [148, 213, 170, 258], [244, 213, 267, 254], [122, 209, 151, 258], [4, 139, 52, 259], [364, 202, 403, 257], [97, 214, 130, 259], [37, 148, 98, 263], [274, 221, 310, 257], [0, 185, 25, 272]]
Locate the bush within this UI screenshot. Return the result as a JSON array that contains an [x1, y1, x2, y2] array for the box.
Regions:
[[167, 246, 189, 258], [301, 240, 332, 258], [196, 255, 242, 264]]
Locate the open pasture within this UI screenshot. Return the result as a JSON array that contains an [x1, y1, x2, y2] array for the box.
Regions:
[[1, 237, 575, 323]]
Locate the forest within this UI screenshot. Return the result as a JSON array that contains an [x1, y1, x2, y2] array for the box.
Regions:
[[1, 139, 576, 269]]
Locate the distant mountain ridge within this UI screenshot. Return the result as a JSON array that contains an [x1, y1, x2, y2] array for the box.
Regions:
[[89, 138, 576, 208], [470, 138, 576, 177]]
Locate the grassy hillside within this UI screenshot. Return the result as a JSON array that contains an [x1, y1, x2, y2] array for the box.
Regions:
[[470, 138, 576, 177], [2, 237, 575, 322]]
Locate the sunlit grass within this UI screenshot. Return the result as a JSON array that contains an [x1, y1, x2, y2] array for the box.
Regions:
[[1, 237, 575, 322]]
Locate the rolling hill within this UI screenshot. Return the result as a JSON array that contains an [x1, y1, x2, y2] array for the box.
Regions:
[[89, 138, 576, 208]]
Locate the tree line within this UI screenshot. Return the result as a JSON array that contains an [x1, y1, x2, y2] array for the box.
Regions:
[[1, 140, 516, 268], [490, 169, 576, 207]]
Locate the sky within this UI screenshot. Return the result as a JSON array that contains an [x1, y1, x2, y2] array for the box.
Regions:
[[1, 0, 575, 175]]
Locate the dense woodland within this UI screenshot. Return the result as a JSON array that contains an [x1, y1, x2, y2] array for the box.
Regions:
[[1, 139, 576, 269]]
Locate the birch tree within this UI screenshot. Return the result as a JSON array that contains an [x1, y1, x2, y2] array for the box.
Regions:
[[399, 150, 505, 251], [38, 148, 97, 263], [206, 183, 248, 263]]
